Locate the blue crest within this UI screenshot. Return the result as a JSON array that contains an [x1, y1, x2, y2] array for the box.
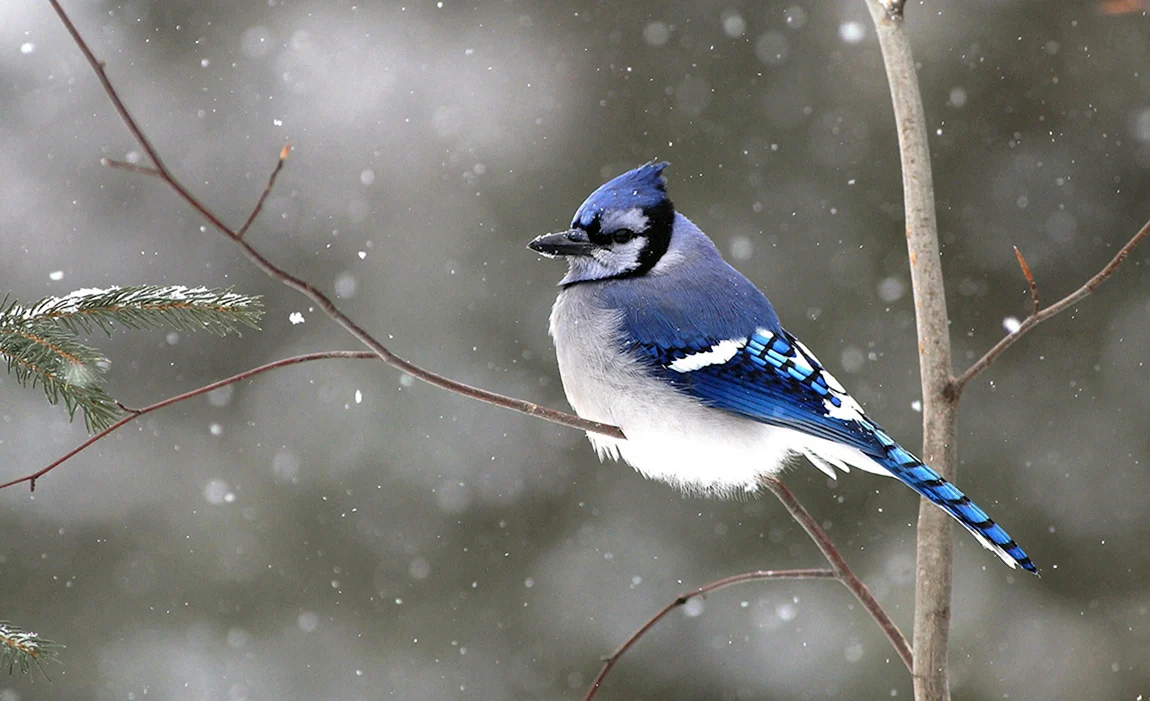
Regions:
[[572, 161, 670, 228]]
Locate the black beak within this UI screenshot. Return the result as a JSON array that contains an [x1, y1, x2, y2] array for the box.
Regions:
[[527, 229, 595, 258]]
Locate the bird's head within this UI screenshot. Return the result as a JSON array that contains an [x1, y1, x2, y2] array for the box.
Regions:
[[529, 161, 675, 285]]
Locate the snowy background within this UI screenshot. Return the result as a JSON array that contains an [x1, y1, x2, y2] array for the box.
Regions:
[[2, 1, 1149, 699]]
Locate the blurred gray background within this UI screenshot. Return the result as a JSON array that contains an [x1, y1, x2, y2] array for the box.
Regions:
[[2, 0, 1148, 699]]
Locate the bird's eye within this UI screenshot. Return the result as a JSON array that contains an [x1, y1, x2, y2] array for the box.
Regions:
[[612, 229, 636, 244]]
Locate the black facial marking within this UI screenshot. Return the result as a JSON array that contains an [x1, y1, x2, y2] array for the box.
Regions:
[[583, 199, 673, 280], [582, 215, 603, 242], [629, 199, 673, 276], [561, 199, 676, 287]]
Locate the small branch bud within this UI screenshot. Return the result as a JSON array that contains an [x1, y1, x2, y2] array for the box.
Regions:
[[1013, 246, 1040, 314]]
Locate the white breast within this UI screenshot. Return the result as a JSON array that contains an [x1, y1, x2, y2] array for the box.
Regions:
[[548, 285, 845, 496]]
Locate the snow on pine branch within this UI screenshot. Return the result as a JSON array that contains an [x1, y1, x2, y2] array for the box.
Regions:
[[0, 620, 61, 678], [4, 285, 262, 336], [0, 285, 263, 432]]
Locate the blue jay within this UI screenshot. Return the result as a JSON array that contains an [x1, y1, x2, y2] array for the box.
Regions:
[[529, 162, 1036, 574]]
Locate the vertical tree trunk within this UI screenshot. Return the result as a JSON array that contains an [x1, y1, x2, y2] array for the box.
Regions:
[[863, 4, 956, 699]]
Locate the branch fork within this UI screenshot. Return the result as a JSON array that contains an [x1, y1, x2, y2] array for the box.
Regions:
[[950, 223, 1149, 398]]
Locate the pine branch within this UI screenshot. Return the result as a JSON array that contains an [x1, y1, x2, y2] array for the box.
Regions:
[[0, 319, 119, 432], [0, 286, 263, 432], [0, 621, 61, 678], [3, 285, 262, 336]]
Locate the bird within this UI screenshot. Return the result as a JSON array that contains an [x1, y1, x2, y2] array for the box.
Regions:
[[528, 161, 1036, 574]]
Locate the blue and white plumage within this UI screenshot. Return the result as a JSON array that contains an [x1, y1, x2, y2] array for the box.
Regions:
[[529, 162, 1036, 574]]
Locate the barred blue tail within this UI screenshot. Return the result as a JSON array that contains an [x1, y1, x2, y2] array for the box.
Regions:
[[870, 427, 1037, 574]]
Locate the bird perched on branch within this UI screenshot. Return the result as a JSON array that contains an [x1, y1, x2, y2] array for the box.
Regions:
[[529, 161, 1036, 573]]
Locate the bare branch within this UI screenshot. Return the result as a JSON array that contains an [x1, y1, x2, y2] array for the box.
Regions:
[[49, 1, 169, 179], [0, 351, 375, 492], [237, 144, 291, 239], [1014, 246, 1040, 315], [585, 477, 915, 700], [46, 0, 624, 442], [951, 218, 1150, 396], [863, 3, 954, 699], [100, 158, 160, 176], [761, 478, 914, 671], [582, 568, 836, 701]]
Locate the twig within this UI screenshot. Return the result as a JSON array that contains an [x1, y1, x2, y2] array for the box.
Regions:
[[100, 159, 159, 176], [237, 144, 291, 239], [582, 568, 836, 701], [47, 0, 624, 442], [863, 3, 954, 699], [1013, 246, 1040, 315], [760, 478, 914, 671], [950, 219, 1150, 396], [0, 350, 375, 492], [49, 1, 169, 181], [113, 400, 141, 415], [584, 478, 915, 699]]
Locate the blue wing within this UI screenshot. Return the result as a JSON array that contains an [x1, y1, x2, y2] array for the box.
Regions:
[[629, 327, 883, 457], [624, 326, 1038, 574]]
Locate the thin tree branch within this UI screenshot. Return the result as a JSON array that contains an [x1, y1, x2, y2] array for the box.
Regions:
[[100, 159, 159, 176], [584, 478, 916, 699], [863, 3, 954, 699], [761, 478, 915, 671], [0, 351, 375, 492], [950, 218, 1150, 396], [582, 568, 836, 701], [237, 144, 291, 239], [1014, 246, 1040, 315], [47, 0, 623, 442], [49, 1, 170, 180]]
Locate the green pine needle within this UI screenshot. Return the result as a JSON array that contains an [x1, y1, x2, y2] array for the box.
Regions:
[[5, 285, 263, 336], [1, 320, 119, 432], [0, 285, 263, 432], [0, 621, 62, 679]]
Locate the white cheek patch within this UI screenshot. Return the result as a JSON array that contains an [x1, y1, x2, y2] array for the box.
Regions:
[[601, 207, 649, 233], [590, 238, 646, 271], [669, 338, 748, 372], [564, 236, 649, 284]]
